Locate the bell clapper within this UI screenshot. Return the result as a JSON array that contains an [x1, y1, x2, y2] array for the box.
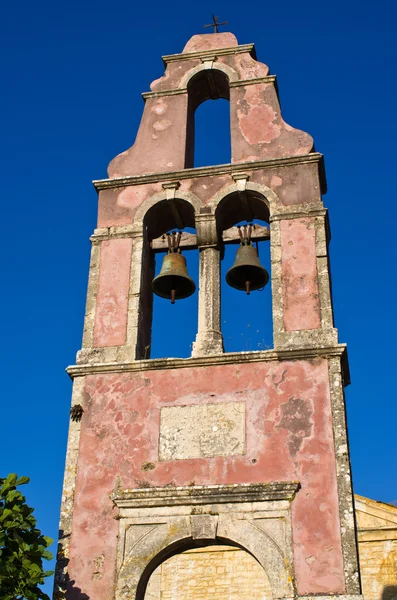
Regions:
[[171, 288, 176, 304], [245, 281, 251, 295]]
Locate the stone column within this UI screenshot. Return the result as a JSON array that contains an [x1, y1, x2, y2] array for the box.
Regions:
[[191, 212, 224, 357]]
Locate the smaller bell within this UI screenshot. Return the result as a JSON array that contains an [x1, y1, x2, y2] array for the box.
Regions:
[[226, 226, 269, 294], [152, 232, 196, 303]]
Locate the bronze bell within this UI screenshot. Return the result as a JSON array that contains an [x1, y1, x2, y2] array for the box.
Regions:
[[226, 242, 269, 295], [152, 238, 196, 303]]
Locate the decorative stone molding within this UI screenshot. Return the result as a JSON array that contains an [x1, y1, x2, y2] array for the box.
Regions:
[[92, 153, 325, 191], [143, 76, 277, 98], [229, 75, 276, 87], [142, 88, 187, 99], [161, 43, 256, 64], [68, 344, 350, 382], [90, 224, 141, 242], [143, 69, 274, 100], [112, 482, 300, 507], [195, 212, 218, 248], [269, 206, 327, 221], [112, 482, 298, 600]]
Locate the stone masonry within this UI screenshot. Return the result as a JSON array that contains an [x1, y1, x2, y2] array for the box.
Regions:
[[54, 32, 364, 600]]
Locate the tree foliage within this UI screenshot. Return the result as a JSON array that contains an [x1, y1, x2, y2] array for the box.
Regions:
[[0, 474, 54, 600]]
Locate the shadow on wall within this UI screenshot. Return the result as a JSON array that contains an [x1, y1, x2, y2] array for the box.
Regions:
[[54, 533, 89, 600], [383, 586, 397, 600]]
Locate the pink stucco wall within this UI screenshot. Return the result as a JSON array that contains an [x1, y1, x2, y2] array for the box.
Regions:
[[93, 238, 133, 347], [67, 358, 344, 598], [281, 218, 321, 331]]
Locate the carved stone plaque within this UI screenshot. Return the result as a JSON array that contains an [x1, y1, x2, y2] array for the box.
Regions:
[[159, 402, 245, 460]]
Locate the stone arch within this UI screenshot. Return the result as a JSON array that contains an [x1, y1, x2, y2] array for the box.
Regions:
[[211, 182, 280, 227], [133, 189, 203, 238], [116, 517, 294, 600], [180, 62, 239, 89]]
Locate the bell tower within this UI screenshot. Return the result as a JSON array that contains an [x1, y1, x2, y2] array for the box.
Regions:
[[55, 32, 363, 600]]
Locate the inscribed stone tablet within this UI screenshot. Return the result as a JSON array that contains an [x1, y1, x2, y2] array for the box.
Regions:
[[159, 402, 245, 460]]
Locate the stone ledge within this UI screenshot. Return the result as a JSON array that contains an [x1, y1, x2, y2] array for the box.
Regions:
[[161, 43, 256, 64], [67, 344, 348, 378], [92, 153, 325, 191], [112, 481, 300, 508], [142, 76, 277, 99], [270, 207, 327, 221]]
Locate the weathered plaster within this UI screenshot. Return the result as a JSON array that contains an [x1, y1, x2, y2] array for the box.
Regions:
[[93, 238, 133, 348], [280, 218, 321, 332], [64, 358, 346, 598], [107, 33, 314, 178]]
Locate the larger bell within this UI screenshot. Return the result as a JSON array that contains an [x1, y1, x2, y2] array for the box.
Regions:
[[226, 243, 269, 294], [152, 251, 196, 304]]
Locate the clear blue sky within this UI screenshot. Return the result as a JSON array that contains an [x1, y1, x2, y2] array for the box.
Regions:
[[1, 0, 396, 594]]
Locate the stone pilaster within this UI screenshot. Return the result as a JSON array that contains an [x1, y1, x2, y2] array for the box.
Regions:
[[329, 356, 361, 594], [53, 377, 85, 600]]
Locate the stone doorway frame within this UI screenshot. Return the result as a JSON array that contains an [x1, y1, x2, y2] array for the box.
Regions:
[[112, 481, 299, 600]]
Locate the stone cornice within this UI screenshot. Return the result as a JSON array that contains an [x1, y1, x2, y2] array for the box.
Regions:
[[142, 76, 277, 99], [161, 43, 256, 65], [142, 88, 187, 99], [270, 207, 327, 222], [112, 481, 300, 508], [229, 75, 276, 87], [66, 343, 348, 379], [93, 153, 325, 191]]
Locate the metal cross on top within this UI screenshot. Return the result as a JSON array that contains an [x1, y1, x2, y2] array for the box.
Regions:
[[203, 14, 228, 33]]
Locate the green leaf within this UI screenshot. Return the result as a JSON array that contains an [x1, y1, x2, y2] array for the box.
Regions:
[[16, 476, 30, 486], [0, 474, 54, 599], [6, 473, 18, 486], [42, 536, 53, 548]]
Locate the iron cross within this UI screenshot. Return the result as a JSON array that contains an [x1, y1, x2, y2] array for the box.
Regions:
[[203, 14, 228, 33]]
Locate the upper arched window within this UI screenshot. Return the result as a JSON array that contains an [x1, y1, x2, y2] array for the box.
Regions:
[[185, 69, 231, 168]]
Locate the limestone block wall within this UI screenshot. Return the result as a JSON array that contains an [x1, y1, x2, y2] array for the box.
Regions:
[[145, 546, 272, 600], [142, 499, 397, 600], [359, 540, 397, 600], [355, 495, 397, 600]]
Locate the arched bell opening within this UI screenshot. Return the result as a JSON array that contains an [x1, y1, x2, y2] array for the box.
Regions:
[[139, 199, 199, 360], [139, 538, 273, 600], [215, 192, 273, 353], [185, 69, 231, 168]]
